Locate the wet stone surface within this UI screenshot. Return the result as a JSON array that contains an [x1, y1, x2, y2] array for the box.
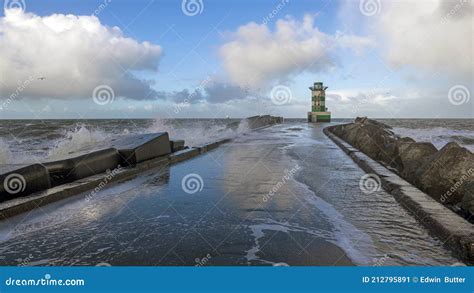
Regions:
[[0, 123, 463, 266]]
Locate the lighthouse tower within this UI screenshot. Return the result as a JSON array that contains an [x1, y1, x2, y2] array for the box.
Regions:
[[308, 81, 331, 122]]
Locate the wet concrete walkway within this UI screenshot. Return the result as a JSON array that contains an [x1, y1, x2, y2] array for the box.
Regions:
[[0, 123, 462, 266]]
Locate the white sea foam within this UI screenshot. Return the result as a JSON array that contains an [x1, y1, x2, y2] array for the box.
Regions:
[[245, 219, 331, 265], [285, 155, 376, 265], [0, 119, 251, 165], [147, 119, 250, 146], [393, 127, 474, 151], [0, 138, 12, 164], [47, 125, 109, 159]]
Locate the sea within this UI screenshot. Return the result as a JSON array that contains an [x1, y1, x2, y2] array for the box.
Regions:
[[0, 118, 472, 165]]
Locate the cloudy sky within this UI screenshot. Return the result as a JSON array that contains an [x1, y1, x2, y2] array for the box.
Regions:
[[0, 0, 472, 119]]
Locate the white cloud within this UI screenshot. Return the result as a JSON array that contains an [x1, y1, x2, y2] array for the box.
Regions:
[[219, 15, 374, 90], [375, 0, 473, 80], [0, 9, 162, 100]]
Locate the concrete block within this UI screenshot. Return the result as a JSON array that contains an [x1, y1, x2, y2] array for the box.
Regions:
[[169, 148, 200, 163], [205, 142, 220, 151], [42, 159, 74, 186], [69, 148, 121, 180], [0, 164, 51, 202], [170, 140, 185, 152], [44, 148, 121, 183], [110, 133, 171, 165]]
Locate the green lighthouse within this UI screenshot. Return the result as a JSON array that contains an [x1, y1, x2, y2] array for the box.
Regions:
[[308, 81, 331, 122]]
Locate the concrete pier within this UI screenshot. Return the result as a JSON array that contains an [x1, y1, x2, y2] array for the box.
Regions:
[[0, 122, 463, 266]]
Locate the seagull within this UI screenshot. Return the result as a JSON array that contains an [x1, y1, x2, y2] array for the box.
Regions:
[[38, 77, 46, 80]]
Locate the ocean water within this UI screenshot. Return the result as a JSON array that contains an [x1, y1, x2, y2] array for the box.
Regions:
[[378, 119, 474, 152], [0, 118, 249, 165], [0, 118, 472, 165]]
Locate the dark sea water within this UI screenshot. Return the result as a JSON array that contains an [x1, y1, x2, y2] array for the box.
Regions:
[[378, 119, 474, 151], [0, 118, 472, 165]]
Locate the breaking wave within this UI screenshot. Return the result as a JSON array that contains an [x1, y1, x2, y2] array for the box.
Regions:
[[392, 127, 474, 152], [47, 125, 110, 160], [0, 119, 251, 165], [147, 119, 250, 146]]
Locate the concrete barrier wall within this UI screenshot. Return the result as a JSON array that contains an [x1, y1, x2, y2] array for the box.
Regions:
[[170, 140, 185, 152], [0, 115, 281, 208], [110, 133, 171, 165], [0, 132, 173, 202], [0, 164, 51, 203], [0, 137, 232, 219], [245, 115, 284, 129]]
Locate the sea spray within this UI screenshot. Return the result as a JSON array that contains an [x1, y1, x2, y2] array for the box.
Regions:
[[147, 118, 250, 146], [0, 119, 251, 165], [47, 125, 109, 159], [392, 127, 474, 152], [0, 138, 12, 164]]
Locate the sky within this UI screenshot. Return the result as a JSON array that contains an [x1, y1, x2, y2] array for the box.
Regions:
[[0, 0, 472, 119]]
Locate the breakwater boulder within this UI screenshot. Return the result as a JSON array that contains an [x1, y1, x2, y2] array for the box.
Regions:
[[398, 141, 438, 179], [416, 142, 474, 205], [329, 117, 474, 216], [461, 182, 474, 216], [331, 117, 401, 169]]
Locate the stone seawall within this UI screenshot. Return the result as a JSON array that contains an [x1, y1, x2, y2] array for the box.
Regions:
[[324, 123, 474, 261], [328, 117, 474, 218]]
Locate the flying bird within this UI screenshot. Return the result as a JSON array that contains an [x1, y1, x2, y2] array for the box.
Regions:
[[37, 77, 46, 80]]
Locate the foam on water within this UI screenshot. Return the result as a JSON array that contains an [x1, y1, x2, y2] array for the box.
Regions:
[[393, 127, 474, 151], [0, 138, 12, 164], [0, 119, 251, 165], [299, 184, 376, 265], [147, 118, 250, 146], [245, 219, 332, 265], [47, 125, 109, 159]]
